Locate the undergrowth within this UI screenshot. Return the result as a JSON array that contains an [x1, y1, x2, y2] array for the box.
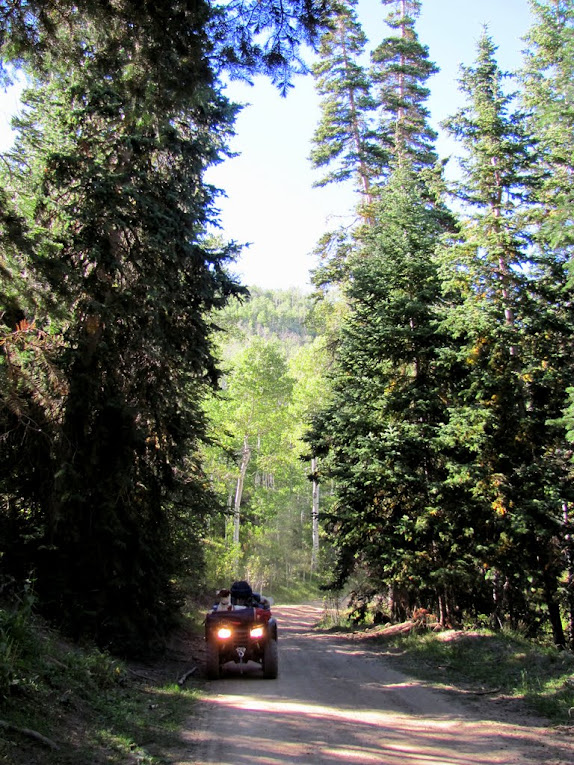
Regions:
[[270, 579, 323, 605], [0, 595, 201, 764], [315, 596, 574, 725], [380, 627, 574, 724]]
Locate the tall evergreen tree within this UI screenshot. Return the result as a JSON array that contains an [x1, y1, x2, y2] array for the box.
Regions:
[[307, 167, 457, 619], [0, 0, 332, 651], [370, 0, 438, 171], [310, 0, 383, 205], [310, 0, 441, 293], [520, 0, 574, 256], [440, 30, 573, 645], [521, 0, 574, 645], [1, 10, 242, 651]]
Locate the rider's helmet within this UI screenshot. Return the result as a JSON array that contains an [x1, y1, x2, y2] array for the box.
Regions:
[[230, 580, 252, 606]]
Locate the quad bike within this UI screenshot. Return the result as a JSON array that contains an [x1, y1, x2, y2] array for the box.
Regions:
[[204, 605, 278, 679]]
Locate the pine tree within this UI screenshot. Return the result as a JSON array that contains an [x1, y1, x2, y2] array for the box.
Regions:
[[0, 0, 332, 651], [440, 30, 572, 644], [307, 167, 456, 618], [520, 0, 574, 255], [310, 0, 441, 293], [310, 0, 383, 204], [306, 1, 465, 618], [370, 0, 438, 171], [1, 12, 242, 651], [521, 0, 574, 646]]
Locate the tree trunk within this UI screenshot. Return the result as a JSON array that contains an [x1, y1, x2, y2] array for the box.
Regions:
[[337, 15, 373, 211], [543, 571, 566, 649], [233, 435, 251, 546], [491, 569, 506, 629], [225, 491, 233, 541], [311, 456, 320, 570], [564, 502, 574, 649]]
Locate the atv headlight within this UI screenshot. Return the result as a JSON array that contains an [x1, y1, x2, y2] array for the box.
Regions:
[[217, 627, 232, 639], [250, 626, 264, 639]]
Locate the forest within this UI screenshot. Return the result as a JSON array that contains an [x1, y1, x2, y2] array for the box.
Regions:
[[2, 0, 574, 666]]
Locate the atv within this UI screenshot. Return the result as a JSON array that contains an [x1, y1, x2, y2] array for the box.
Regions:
[[204, 605, 278, 679]]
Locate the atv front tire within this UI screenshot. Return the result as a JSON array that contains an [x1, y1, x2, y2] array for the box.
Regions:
[[263, 638, 278, 679], [206, 640, 221, 680]]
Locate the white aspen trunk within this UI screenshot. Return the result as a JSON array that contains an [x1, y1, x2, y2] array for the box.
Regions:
[[225, 491, 234, 541], [233, 435, 251, 546], [311, 456, 320, 571]]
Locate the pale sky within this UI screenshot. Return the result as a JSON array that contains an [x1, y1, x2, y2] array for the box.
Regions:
[[209, 0, 534, 291], [0, 0, 534, 291]]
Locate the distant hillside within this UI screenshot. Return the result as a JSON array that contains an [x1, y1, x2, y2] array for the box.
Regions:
[[216, 286, 317, 348]]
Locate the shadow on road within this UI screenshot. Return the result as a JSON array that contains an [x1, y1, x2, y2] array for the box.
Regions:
[[174, 603, 574, 765]]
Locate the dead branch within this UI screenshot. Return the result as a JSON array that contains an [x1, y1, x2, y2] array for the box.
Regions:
[[0, 719, 60, 750], [177, 666, 198, 686]]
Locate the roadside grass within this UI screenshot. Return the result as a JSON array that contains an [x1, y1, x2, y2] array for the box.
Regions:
[[0, 603, 202, 765], [313, 600, 574, 725], [270, 579, 323, 605], [378, 627, 574, 725]]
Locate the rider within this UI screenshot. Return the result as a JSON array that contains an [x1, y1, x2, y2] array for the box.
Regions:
[[230, 580, 271, 610]]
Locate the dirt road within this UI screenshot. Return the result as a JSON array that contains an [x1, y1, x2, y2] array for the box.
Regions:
[[175, 604, 574, 765]]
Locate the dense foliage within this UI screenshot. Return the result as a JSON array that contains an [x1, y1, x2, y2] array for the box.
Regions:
[[307, 0, 574, 648], [201, 288, 329, 595], [3, 0, 574, 660], [0, 1, 331, 653]]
